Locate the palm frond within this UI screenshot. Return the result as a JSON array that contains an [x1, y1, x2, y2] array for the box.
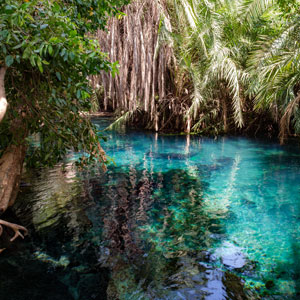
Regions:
[[279, 93, 300, 143], [239, 0, 274, 22], [105, 110, 135, 131]]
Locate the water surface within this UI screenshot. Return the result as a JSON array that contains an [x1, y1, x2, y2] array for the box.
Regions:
[[0, 118, 299, 299]]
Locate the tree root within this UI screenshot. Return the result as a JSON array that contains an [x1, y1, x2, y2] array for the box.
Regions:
[[0, 219, 28, 253]]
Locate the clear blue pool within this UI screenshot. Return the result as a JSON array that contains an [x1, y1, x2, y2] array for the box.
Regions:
[[0, 117, 299, 299]]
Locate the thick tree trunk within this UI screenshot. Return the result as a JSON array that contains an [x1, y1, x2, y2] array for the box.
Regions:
[[0, 67, 7, 123], [0, 144, 27, 214], [0, 66, 28, 248], [0, 66, 27, 213]]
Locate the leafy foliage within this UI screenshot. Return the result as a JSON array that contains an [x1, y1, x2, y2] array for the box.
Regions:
[[0, 0, 129, 167], [247, 2, 300, 142], [166, 0, 300, 139], [69, 0, 300, 142]]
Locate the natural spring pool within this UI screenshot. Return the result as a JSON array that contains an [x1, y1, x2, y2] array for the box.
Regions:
[[0, 118, 299, 299]]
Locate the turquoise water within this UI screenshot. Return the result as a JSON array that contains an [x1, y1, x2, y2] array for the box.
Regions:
[[0, 117, 299, 299]]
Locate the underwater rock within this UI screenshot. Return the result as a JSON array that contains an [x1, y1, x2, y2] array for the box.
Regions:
[[199, 267, 257, 300], [196, 163, 221, 175], [239, 260, 259, 277], [33, 251, 70, 268], [265, 280, 275, 290], [163, 266, 257, 300], [222, 272, 256, 300], [214, 157, 234, 165], [197, 251, 214, 263], [214, 242, 247, 269], [202, 268, 228, 300], [146, 151, 195, 160], [222, 252, 246, 269], [240, 197, 257, 208]]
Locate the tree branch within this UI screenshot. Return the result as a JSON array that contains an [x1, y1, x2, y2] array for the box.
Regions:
[[0, 66, 7, 123], [0, 219, 28, 242]]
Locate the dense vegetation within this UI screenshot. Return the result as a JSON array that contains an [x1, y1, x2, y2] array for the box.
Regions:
[[97, 0, 300, 142], [0, 1, 299, 298], [1, 0, 300, 249], [0, 0, 128, 245]]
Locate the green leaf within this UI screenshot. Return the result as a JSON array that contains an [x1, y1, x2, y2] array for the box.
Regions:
[[49, 37, 59, 43], [30, 55, 36, 67], [81, 91, 90, 99], [1, 45, 7, 55], [22, 47, 31, 59], [5, 5, 13, 11], [63, 52, 68, 61], [39, 44, 44, 55], [60, 48, 66, 57], [12, 43, 23, 50], [48, 45, 53, 55], [56, 72, 61, 81], [40, 24, 49, 29], [37, 58, 43, 73], [70, 30, 77, 37], [52, 3, 61, 13], [5, 55, 14, 67]]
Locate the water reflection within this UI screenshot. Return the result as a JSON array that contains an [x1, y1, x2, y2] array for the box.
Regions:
[[16, 163, 87, 236], [0, 118, 299, 299]]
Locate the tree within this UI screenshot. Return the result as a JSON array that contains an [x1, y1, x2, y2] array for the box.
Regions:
[[95, 0, 178, 133], [247, 0, 300, 143], [0, 0, 129, 247], [170, 0, 277, 133], [98, 0, 300, 140]]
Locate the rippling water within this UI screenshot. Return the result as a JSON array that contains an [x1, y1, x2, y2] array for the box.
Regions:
[[0, 118, 299, 300]]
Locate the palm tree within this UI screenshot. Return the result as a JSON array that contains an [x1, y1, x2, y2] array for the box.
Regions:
[[247, 5, 300, 142], [95, 0, 300, 141], [171, 0, 279, 133]]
